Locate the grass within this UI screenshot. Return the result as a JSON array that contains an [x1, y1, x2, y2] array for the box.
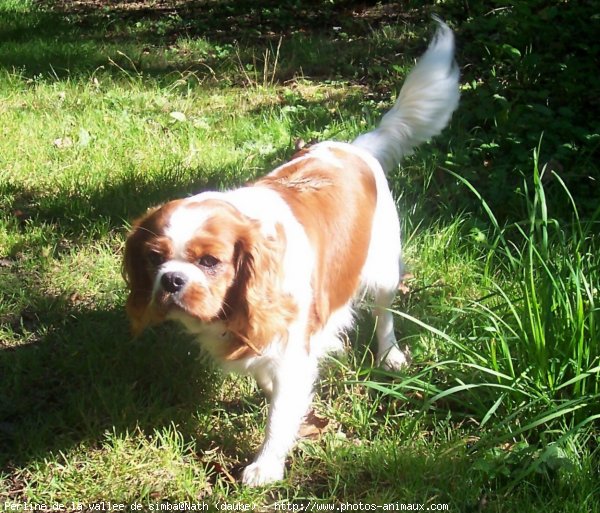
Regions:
[[1, 0, 599, 511]]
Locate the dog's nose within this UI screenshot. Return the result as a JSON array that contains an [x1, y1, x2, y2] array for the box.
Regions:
[[161, 271, 188, 293]]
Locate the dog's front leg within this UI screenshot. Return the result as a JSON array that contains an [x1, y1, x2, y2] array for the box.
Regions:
[[241, 353, 317, 486]]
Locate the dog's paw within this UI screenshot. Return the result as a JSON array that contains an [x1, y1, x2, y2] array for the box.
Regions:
[[377, 346, 411, 372], [241, 459, 284, 487]]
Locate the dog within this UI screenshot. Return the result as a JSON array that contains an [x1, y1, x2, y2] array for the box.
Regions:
[[123, 19, 459, 486]]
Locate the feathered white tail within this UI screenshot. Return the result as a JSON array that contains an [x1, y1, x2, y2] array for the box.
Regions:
[[353, 18, 460, 174]]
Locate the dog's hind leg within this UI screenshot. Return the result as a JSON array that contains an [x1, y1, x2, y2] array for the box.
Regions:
[[373, 284, 410, 371]]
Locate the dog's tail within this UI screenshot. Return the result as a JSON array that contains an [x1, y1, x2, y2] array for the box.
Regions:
[[353, 18, 460, 174]]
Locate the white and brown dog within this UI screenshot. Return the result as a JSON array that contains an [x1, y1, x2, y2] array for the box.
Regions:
[[123, 19, 459, 486]]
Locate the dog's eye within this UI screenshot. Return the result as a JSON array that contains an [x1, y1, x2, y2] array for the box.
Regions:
[[198, 255, 220, 268], [147, 250, 165, 267]]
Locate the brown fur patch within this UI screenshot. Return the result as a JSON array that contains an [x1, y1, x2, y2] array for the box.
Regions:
[[256, 147, 377, 335], [122, 200, 183, 335], [223, 222, 298, 360]]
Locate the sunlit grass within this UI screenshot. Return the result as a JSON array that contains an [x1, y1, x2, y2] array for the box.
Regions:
[[363, 153, 599, 494], [1, 0, 598, 511]]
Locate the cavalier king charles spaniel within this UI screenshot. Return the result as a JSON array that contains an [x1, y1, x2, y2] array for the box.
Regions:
[[123, 19, 459, 486]]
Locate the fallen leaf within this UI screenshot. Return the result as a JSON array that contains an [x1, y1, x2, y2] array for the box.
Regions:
[[170, 111, 186, 122], [53, 137, 73, 149], [12, 209, 30, 224], [78, 128, 91, 147], [398, 272, 414, 294], [298, 409, 330, 439], [294, 138, 306, 151], [212, 462, 236, 484], [0, 258, 14, 268]]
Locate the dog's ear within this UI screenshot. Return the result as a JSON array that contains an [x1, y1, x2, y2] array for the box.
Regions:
[[223, 222, 297, 359], [122, 210, 164, 336]]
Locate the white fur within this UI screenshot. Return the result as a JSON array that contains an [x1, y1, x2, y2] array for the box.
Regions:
[[165, 204, 212, 256], [152, 19, 458, 486], [236, 141, 409, 486], [353, 18, 460, 173], [173, 143, 401, 486], [162, 190, 321, 486]]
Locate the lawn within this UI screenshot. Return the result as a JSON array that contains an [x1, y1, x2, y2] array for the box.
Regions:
[[0, 0, 598, 511]]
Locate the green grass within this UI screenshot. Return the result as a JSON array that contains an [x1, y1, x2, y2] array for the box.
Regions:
[[1, 0, 599, 511]]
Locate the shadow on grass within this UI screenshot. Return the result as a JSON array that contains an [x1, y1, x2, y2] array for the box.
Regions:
[[0, 294, 229, 469], [1, 157, 272, 242], [0, 0, 425, 82]]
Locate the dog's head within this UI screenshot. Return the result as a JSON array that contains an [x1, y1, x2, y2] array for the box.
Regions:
[[122, 197, 296, 358]]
